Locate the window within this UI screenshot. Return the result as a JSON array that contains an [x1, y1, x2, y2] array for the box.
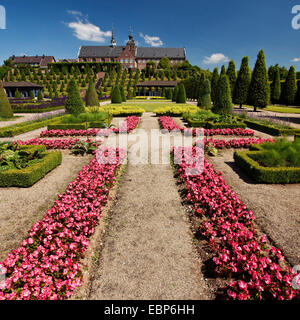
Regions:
[[125, 59, 128, 63]]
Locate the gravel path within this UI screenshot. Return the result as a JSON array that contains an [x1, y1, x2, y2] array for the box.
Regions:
[[209, 149, 300, 266], [88, 113, 210, 300], [0, 151, 91, 261]]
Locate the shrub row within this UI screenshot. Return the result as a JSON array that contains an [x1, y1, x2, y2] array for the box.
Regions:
[[0, 116, 66, 137], [234, 148, 300, 183], [187, 119, 246, 129], [0, 146, 62, 187], [242, 119, 300, 136]]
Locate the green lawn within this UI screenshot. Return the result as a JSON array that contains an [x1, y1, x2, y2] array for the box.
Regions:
[[241, 104, 300, 114], [263, 105, 300, 114]]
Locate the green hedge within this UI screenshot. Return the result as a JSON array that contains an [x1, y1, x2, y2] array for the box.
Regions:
[[48, 121, 108, 130], [0, 146, 62, 187], [207, 122, 246, 129], [295, 134, 300, 141], [12, 106, 64, 113], [186, 119, 246, 129], [234, 149, 300, 184], [241, 119, 300, 136], [0, 116, 66, 137]]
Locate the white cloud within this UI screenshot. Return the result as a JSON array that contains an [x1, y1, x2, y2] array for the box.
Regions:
[[139, 33, 163, 47], [67, 19, 112, 42], [203, 53, 230, 64], [67, 10, 83, 16], [292, 57, 300, 62]]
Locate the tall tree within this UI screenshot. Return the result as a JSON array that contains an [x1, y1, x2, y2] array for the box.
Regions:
[[85, 79, 99, 106], [226, 60, 237, 98], [212, 75, 232, 114], [0, 80, 13, 118], [283, 66, 297, 106], [233, 56, 251, 108], [295, 81, 300, 105], [270, 67, 281, 104], [65, 78, 85, 116], [211, 68, 219, 105], [220, 65, 226, 76], [247, 50, 270, 112], [158, 57, 171, 69]]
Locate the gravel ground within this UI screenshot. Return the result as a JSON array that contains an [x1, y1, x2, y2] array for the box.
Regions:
[[208, 149, 300, 266], [87, 113, 212, 300], [0, 151, 91, 261]]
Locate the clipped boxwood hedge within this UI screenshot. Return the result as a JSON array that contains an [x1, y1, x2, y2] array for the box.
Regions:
[[186, 119, 246, 129], [0, 116, 66, 137], [241, 119, 300, 136], [234, 148, 300, 184], [295, 134, 300, 141], [206, 122, 246, 129], [0, 146, 62, 187]]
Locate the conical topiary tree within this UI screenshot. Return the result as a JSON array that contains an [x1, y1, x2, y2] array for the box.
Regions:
[[127, 89, 133, 100], [120, 86, 126, 102], [212, 75, 232, 115], [233, 56, 251, 108], [247, 50, 270, 112], [197, 79, 212, 109], [176, 84, 187, 103], [65, 78, 85, 116], [111, 86, 122, 104], [220, 65, 226, 76], [85, 79, 99, 106], [0, 80, 13, 118], [226, 60, 237, 98], [172, 86, 179, 102], [37, 90, 43, 101], [283, 66, 297, 106], [15, 89, 21, 99], [270, 67, 281, 104], [211, 68, 219, 105]]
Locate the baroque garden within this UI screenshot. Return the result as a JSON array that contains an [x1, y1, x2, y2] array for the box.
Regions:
[[0, 40, 300, 300]]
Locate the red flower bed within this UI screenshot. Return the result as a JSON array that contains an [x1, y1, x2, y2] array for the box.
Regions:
[[40, 117, 140, 138], [159, 117, 254, 137], [172, 146, 299, 300], [16, 138, 102, 150], [0, 148, 126, 300], [196, 138, 274, 150]]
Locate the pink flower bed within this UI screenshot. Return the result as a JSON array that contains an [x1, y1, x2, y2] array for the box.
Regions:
[[172, 146, 299, 300], [159, 117, 254, 137], [0, 148, 126, 300], [196, 137, 274, 150], [16, 138, 101, 150], [40, 116, 140, 138]]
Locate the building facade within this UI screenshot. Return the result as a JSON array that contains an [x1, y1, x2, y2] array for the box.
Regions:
[[78, 32, 186, 70], [9, 55, 56, 68]]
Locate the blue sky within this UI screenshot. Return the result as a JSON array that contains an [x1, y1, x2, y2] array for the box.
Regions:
[[0, 0, 300, 70]]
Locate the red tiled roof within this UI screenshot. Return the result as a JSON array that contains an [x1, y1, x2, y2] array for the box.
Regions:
[[10, 56, 56, 67]]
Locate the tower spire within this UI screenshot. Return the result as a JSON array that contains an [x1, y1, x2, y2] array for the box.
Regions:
[[111, 24, 117, 47]]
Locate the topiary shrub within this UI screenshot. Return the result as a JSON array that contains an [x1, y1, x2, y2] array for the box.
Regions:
[[198, 79, 212, 109], [85, 79, 99, 107], [37, 90, 43, 101], [0, 80, 14, 118], [176, 84, 187, 104], [111, 86, 122, 104], [212, 75, 232, 115], [65, 78, 85, 116], [15, 89, 21, 99], [120, 86, 126, 102]]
